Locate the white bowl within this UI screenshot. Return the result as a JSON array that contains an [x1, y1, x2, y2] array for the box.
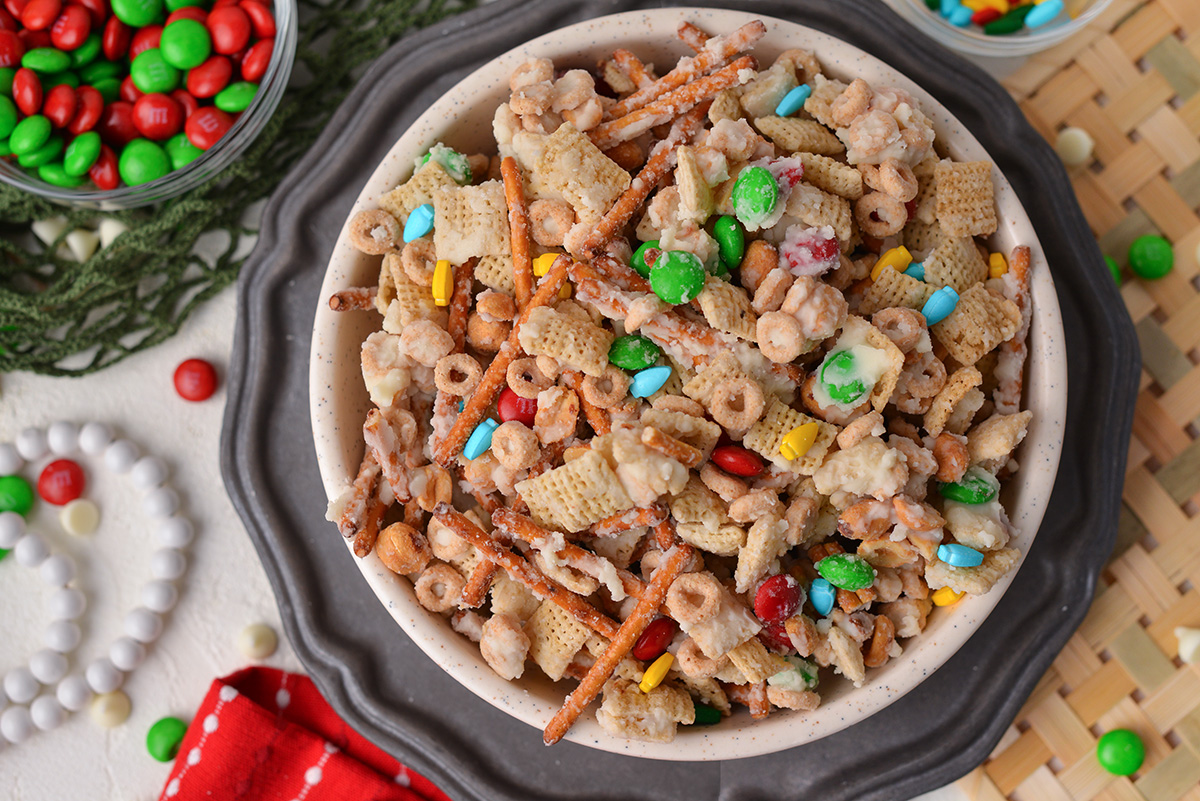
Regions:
[[309, 7, 1067, 761]]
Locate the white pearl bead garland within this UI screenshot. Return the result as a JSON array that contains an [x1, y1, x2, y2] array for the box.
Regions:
[[0, 422, 196, 745]]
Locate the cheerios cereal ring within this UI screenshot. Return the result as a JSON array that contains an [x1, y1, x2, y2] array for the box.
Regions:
[[414, 563, 467, 613], [401, 238, 438, 286], [830, 78, 870, 127], [652, 394, 706, 417], [751, 268, 793, 315], [863, 158, 918, 203], [491, 421, 540, 471], [580, 367, 632, 409], [507, 357, 553, 400], [756, 311, 805, 364], [903, 351, 947, 398], [435, 353, 483, 396], [348, 209, 401, 255], [676, 637, 723, 678], [872, 307, 925, 353], [709, 377, 765, 431], [854, 191, 907, 238], [528, 199, 575, 248], [666, 572, 722, 625]]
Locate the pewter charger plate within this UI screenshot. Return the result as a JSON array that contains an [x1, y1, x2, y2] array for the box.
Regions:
[[221, 0, 1140, 797]]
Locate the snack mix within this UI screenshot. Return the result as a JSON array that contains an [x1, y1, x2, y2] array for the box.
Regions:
[[327, 18, 1036, 746]]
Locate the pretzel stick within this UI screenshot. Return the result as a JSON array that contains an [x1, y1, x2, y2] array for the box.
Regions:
[[725, 681, 771, 719], [994, 245, 1031, 415], [328, 287, 378, 311], [434, 255, 572, 466], [447, 256, 476, 354], [590, 56, 756, 152], [677, 21, 710, 52], [591, 504, 668, 537], [642, 426, 704, 469], [337, 449, 382, 539], [612, 48, 657, 90], [606, 22, 765, 120], [364, 409, 411, 502], [501, 157, 534, 309], [434, 505, 620, 640], [560, 370, 611, 435], [470, 486, 502, 515], [653, 517, 676, 551], [461, 561, 503, 608], [543, 542, 695, 745], [403, 499, 423, 526], [581, 103, 711, 259], [352, 495, 386, 557]]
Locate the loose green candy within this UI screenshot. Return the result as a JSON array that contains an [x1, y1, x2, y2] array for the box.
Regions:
[[691, 702, 721, 726], [160, 19, 211, 70], [18, 135, 63, 168], [146, 716, 188, 762], [9, 115, 52, 157], [820, 350, 868, 405], [0, 548, 9, 561], [112, 0, 165, 28], [609, 334, 661, 371], [0, 138, 11, 157], [70, 34, 102, 69], [39, 161, 87, 188], [92, 77, 121, 104], [64, 131, 103, 176], [42, 71, 79, 90], [165, 0, 203, 12], [1127, 234, 1172, 279], [630, 239, 660, 278], [214, 81, 256, 113], [0, 67, 15, 96], [815, 553, 875, 591], [731, 166, 778, 228], [22, 48, 71, 74], [1096, 729, 1144, 776], [650, 249, 706, 305], [1103, 255, 1121, 284], [165, 132, 204, 169], [938, 466, 998, 505], [0, 475, 34, 516], [119, 139, 170, 186], [80, 60, 123, 84], [130, 50, 180, 94], [713, 215, 744, 271], [984, 3, 1034, 35], [0, 96, 17, 140]]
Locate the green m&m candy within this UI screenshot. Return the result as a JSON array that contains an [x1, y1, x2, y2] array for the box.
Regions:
[[0, 96, 17, 140], [70, 34, 102, 69], [731, 165, 778, 229], [938, 466, 999, 505], [0, 67, 15, 95], [713, 215, 744, 270], [130, 50, 180, 94], [9, 115, 51, 157], [0, 475, 35, 516], [112, 0, 165, 28], [609, 334, 661, 371], [160, 19, 212, 70], [39, 161, 87, 188], [146, 716, 188, 762], [165, 132, 203, 170], [92, 77, 121, 104], [1096, 729, 1145, 776], [80, 60, 122, 84], [166, 0, 204, 10], [1127, 234, 1173, 279], [1103, 255, 1121, 284], [64, 131, 102, 176], [815, 553, 875, 591], [650, 249, 706, 305], [690, 702, 721, 726], [0, 139, 11, 157], [22, 48, 71, 74], [119, 139, 170, 186], [42, 71, 79, 90], [214, 81, 256, 113], [820, 350, 868, 404], [422, 144, 472, 185], [18, 135, 63, 168], [630, 239, 660, 278]]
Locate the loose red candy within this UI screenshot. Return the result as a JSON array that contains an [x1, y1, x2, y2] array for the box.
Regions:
[[20, 0, 61, 31], [972, 7, 1002, 25], [119, 73, 143, 102], [128, 23, 160, 60], [42, 83, 75, 127], [174, 358, 218, 401], [133, 92, 182, 139], [239, 0, 274, 38], [754, 574, 802, 624], [67, 84, 102, 133], [186, 53, 229, 97], [165, 6, 205, 25], [239, 36, 269, 82], [170, 87, 196, 118], [49, 3, 89, 50], [206, 5, 249, 55], [69, 0, 106, 28], [97, 100, 136, 146], [758, 620, 794, 654], [631, 617, 678, 662], [5, 0, 28, 18], [710, 445, 764, 478], [101, 16, 129, 60], [37, 458, 85, 505], [88, 142, 117, 188], [12, 66, 41, 115], [0, 27, 21, 65], [496, 386, 537, 427]]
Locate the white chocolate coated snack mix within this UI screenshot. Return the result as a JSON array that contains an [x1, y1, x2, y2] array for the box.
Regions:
[[327, 18, 1036, 746]]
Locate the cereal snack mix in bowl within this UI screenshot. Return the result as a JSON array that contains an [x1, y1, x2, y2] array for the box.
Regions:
[[311, 8, 1066, 759]]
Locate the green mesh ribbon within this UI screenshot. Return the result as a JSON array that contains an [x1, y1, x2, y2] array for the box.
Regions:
[[0, 0, 473, 376]]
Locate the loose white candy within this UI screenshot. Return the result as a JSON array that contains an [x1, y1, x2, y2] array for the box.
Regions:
[[0, 443, 23, 474], [238, 623, 279, 660], [125, 608, 163, 643], [56, 675, 93, 711], [46, 421, 80, 455], [85, 658, 123, 694], [15, 533, 50, 568], [45, 620, 82, 653], [50, 588, 87, 621], [110, 637, 146, 672], [131, 456, 168, 489], [151, 549, 186, 581], [98, 218, 129, 250], [78, 422, 113, 455], [143, 487, 180, 518], [40, 553, 76, 587], [31, 216, 69, 246], [30, 696, 66, 731], [0, 511, 25, 548], [142, 581, 179, 613], [89, 690, 131, 728], [156, 517, 194, 548], [29, 649, 68, 684], [4, 667, 40, 704], [1055, 127, 1094, 166], [65, 229, 101, 263], [60, 499, 100, 536], [104, 440, 139, 473], [15, 428, 48, 461], [1177, 627, 1200, 665], [1, 705, 35, 743]]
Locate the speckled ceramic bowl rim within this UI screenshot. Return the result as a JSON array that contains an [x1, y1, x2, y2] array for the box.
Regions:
[[309, 8, 1067, 761]]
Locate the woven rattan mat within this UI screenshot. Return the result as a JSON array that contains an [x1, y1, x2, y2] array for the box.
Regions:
[[957, 1, 1200, 799]]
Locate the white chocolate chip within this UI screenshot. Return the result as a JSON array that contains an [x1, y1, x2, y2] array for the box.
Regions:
[[1055, 127, 1094, 166], [238, 623, 278, 660], [98, 218, 129, 249], [60, 499, 100, 536], [1176, 626, 1200, 665], [31, 216, 69, 246], [65, 229, 100, 262], [89, 690, 131, 728]]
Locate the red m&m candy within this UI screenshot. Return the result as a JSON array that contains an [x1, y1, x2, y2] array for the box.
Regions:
[[496, 386, 537, 427], [206, 4, 249, 54], [88, 142, 118, 189], [185, 53, 230, 97], [67, 84, 103, 133], [19, 0, 60, 32], [49, 3, 90, 50], [101, 16, 130, 60], [754, 574, 802, 624], [174, 357, 218, 401], [38, 458, 85, 505], [631, 617, 678, 662], [710, 444, 764, 478], [133, 91, 182, 139], [42, 82, 76, 127], [183, 104, 230, 149], [12, 65, 41, 115], [239, 0, 273, 38]]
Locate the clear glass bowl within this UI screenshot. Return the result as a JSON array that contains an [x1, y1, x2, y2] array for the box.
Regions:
[[886, 0, 1114, 58], [0, 0, 297, 210]]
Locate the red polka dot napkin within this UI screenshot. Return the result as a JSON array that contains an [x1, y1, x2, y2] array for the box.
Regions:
[[158, 667, 450, 801]]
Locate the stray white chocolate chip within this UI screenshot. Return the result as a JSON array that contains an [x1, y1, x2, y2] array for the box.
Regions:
[[60, 498, 100, 536], [1177, 626, 1200, 665], [1054, 127, 1094, 166], [89, 690, 131, 728], [238, 622, 279, 660]]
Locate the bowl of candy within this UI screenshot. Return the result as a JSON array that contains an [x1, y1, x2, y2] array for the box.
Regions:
[[310, 7, 1067, 759], [887, 0, 1115, 58], [0, 0, 296, 209]]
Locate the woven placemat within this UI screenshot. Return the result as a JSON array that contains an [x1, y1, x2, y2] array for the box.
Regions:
[[960, 1, 1200, 799]]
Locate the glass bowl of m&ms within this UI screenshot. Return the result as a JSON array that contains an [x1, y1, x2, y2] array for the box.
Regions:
[[0, 0, 296, 209], [888, 0, 1114, 58]]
